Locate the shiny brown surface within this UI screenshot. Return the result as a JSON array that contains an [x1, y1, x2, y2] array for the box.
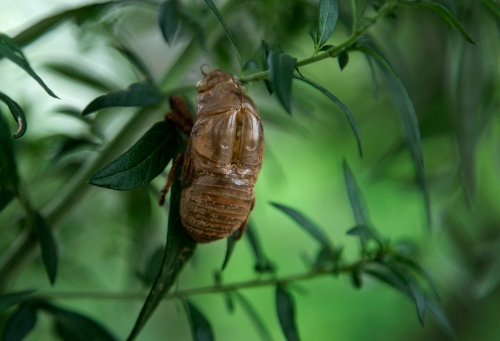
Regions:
[[180, 70, 264, 243]]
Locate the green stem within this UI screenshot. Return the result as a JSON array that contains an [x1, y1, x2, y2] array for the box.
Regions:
[[35, 260, 364, 301], [240, 0, 398, 83]]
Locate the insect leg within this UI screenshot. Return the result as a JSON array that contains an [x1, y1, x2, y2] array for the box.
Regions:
[[165, 96, 194, 136], [158, 153, 184, 206]]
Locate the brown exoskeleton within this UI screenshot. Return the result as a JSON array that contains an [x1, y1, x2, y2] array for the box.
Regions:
[[159, 69, 264, 243]]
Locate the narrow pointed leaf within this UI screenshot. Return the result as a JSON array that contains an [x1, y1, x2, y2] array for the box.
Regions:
[[343, 161, 369, 225], [137, 246, 164, 287], [268, 50, 296, 114], [403, 1, 476, 44], [338, 50, 349, 70], [243, 59, 260, 71], [483, 0, 500, 21], [0, 92, 27, 138], [53, 136, 99, 160], [12, 3, 113, 47], [89, 120, 179, 191], [82, 83, 163, 115], [2, 302, 37, 341], [346, 225, 384, 246], [39, 302, 117, 341], [317, 0, 339, 48], [276, 285, 300, 341], [426, 297, 457, 340], [246, 221, 275, 273], [295, 77, 362, 155], [234, 292, 273, 341], [113, 44, 154, 84], [0, 189, 15, 212], [0, 34, 58, 98], [0, 291, 36, 313], [353, 45, 430, 226], [363, 263, 426, 326], [184, 300, 214, 341], [271, 202, 331, 249], [203, 0, 243, 69], [126, 171, 197, 341], [34, 212, 58, 285], [221, 230, 239, 271], [261, 40, 273, 95], [44, 62, 117, 93], [0, 112, 19, 189], [158, 0, 179, 45]]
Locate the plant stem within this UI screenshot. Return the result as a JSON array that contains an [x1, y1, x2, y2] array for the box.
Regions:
[[240, 0, 398, 83], [35, 260, 364, 301]]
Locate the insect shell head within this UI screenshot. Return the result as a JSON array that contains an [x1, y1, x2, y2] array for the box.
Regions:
[[196, 69, 242, 93]]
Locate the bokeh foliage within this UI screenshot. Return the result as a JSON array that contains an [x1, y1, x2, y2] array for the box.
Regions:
[[1, 0, 500, 340]]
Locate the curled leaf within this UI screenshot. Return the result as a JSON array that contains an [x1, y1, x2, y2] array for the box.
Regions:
[[0, 92, 27, 138]]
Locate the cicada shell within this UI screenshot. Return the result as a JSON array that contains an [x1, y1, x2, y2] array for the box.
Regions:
[[180, 70, 264, 243]]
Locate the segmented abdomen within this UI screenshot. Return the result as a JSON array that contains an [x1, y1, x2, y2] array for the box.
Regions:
[[180, 175, 253, 243]]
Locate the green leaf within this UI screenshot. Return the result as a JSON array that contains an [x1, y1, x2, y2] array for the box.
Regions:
[[276, 285, 300, 341], [158, 0, 180, 45], [270, 202, 331, 249], [268, 50, 297, 114], [343, 161, 369, 225], [113, 44, 154, 84], [34, 212, 58, 285], [82, 83, 164, 115], [184, 300, 214, 341], [353, 45, 430, 226], [221, 230, 239, 271], [346, 225, 384, 246], [243, 59, 260, 71], [89, 120, 179, 191], [363, 263, 426, 326], [294, 77, 362, 156], [137, 246, 164, 287], [0, 92, 27, 138], [234, 292, 274, 341], [203, 0, 243, 70], [351, 270, 363, 289], [0, 189, 15, 212], [44, 62, 117, 93], [0, 290, 35, 313], [53, 136, 99, 160], [12, 3, 113, 48], [39, 302, 117, 341], [261, 40, 273, 95], [126, 170, 197, 341], [246, 221, 275, 274], [426, 297, 457, 341], [338, 50, 349, 70], [403, 1, 476, 44], [0, 34, 58, 98], [483, 0, 500, 21], [353, 0, 369, 24], [2, 302, 37, 341], [0, 112, 19, 190], [317, 0, 339, 48]]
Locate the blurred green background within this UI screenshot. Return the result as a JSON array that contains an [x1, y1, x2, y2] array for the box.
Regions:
[[1, 0, 500, 340]]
